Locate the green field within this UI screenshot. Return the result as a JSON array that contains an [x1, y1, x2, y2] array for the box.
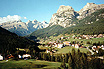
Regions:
[[55, 46, 89, 54], [0, 59, 63, 69], [68, 38, 104, 45]]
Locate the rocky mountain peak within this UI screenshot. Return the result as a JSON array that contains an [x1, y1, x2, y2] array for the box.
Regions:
[[57, 5, 74, 13], [77, 3, 104, 19], [49, 3, 104, 27], [26, 20, 32, 24], [49, 5, 77, 27], [32, 19, 38, 23], [41, 21, 48, 24], [0, 19, 49, 36]]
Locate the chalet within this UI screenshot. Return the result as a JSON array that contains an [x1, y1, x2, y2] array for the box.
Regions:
[[92, 46, 96, 51], [46, 49, 50, 53], [0, 54, 3, 60], [86, 36, 90, 39], [78, 37, 81, 39], [18, 54, 31, 59], [54, 43, 58, 47], [23, 54, 31, 59], [18, 55, 22, 59], [72, 44, 75, 47], [57, 43, 64, 48], [101, 45, 104, 50], [75, 44, 81, 48], [98, 34, 103, 38], [63, 41, 71, 46], [61, 37, 64, 40]]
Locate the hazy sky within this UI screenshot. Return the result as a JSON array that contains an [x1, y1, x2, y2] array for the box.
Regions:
[[0, 0, 104, 23]]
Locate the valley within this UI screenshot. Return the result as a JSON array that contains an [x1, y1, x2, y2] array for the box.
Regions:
[[0, 2, 104, 69]]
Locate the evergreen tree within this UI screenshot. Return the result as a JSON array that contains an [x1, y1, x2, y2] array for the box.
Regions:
[[65, 53, 69, 63], [68, 56, 74, 69]]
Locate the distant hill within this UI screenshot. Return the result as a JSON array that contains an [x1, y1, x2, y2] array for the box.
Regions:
[[0, 20, 49, 36], [29, 9, 104, 38], [0, 27, 40, 54]]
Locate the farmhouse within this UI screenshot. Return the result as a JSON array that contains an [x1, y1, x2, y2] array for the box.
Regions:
[[18, 54, 31, 59], [57, 43, 64, 48], [0, 54, 3, 60], [23, 54, 31, 58], [75, 44, 81, 48]]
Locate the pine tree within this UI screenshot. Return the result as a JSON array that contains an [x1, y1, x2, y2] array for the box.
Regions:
[[68, 56, 73, 69], [65, 53, 69, 63]]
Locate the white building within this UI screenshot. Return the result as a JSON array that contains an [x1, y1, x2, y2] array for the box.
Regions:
[[75, 44, 79, 48], [18, 55, 22, 59], [23, 54, 31, 58], [57, 43, 63, 48], [0, 54, 3, 60]]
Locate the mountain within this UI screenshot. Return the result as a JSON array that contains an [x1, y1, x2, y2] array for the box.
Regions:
[[49, 5, 78, 27], [0, 26, 40, 54], [26, 20, 49, 32], [77, 3, 104, 19], [0, 20, 49, 36], [29, 7, 104, 38], [49, 3, 104, 27]]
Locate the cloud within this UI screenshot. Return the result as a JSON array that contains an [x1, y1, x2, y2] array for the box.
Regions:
[[0, 15, 27, 23], [24, 17, 27, 19]]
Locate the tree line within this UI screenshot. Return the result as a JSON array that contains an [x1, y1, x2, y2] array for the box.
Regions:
[[37, 48, 104, 69]]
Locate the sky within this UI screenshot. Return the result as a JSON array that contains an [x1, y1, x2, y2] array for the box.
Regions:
[[0, 0, 104, 23]]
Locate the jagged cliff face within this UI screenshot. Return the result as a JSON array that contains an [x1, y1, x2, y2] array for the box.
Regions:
[[49, 3, 104, 27], [0, 20, 49, 36], [77, 3, 104, 19], [0, 20, 28, 30], [49, 5, 78, 27], [26, 20, 49, 32]]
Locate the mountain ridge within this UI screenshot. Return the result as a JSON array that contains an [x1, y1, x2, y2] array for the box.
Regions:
[[49, 3, 104, 27], [29, 8, 104, 38], [0, 19, 49, 36]]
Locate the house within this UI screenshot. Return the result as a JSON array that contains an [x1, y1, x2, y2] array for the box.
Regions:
[[92, 46, 96, 51], [18, 55, 23, 59], [0, 54, 3, 60], [98, 34, 103, 38], [75, 44, 80, 48], [86, 36, 90, 39], [18, 54, 31, 59], [23, 54, 31, 59], [63, 41, 70, 46], [72, 44, 75, 47], [57, 43, 64, 48], [46, 49, 50, 53], [54, 43, 58, 47], [78, 37, 81, 39]]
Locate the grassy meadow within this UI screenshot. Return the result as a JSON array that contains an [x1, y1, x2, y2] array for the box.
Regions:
[[0, 59, 62, 69], [55, 46, 89, 54]]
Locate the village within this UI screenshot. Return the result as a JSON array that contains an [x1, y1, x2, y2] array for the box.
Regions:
[[38, 34, 104, 55], [0, 34, 104, 61]]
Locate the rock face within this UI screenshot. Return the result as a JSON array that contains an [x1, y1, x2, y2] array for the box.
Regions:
[[77, 3, 104, 19], [49, 3, 104, 27], [26, 20, 49, 32], [0, 20, 49, 36], [2, 20, 28, 30], [49, 5, 78, 27]]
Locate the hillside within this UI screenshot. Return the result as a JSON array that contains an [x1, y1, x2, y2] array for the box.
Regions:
[[30, 25, 64, 38], [29, 9, 104, 38], [0, 27, 40, 54]]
